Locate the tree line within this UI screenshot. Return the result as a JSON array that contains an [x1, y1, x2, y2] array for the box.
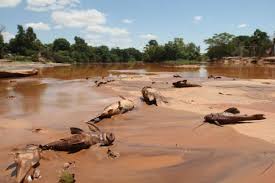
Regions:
[[205, 29, 275, 60], [1, 25, 274, 62], [0, 25, 201, 63]]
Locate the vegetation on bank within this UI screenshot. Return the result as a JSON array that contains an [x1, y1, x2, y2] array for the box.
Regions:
[[205, 29, 275, 60], [0, 25, 274, 63], [0, 25, 201, 63]]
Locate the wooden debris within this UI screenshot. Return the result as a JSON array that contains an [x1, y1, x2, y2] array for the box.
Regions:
[[41, 124, 115, 152], [141, 86, 168, 106], [173, 80, 201, 88], [204, 107, 265, 126], [88, 96, 134, 123]]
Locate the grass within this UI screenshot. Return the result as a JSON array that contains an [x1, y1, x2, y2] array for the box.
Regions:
[[58, 171, 75, 183]]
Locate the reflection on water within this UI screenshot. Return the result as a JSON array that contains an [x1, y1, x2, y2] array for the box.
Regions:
[[1, 63, 275, 120]]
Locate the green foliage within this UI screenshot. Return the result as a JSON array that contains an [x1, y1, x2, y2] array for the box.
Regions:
[[144, 38, 201, 62], [53, 38, 70, 52], [59, 171, 75, 183], [8, 25, 41, 56], [205, 29, 273, 59], [0, 33, 4, 59]]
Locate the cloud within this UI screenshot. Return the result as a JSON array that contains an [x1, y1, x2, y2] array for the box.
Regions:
[[86, 25, 129, 37], [26, 0, 79, 12], [1, 31, 15, 42], [238, 24, 248, 28], [140, 34, 158, 40], [52, 9, 106, 28], [25, 22, 51, 30], [51, 9, 132, 48], [193, 16, 203, 23], [0, 0, 21, 7], [85, 34, 132, 48], [122, 19, 134, 24]]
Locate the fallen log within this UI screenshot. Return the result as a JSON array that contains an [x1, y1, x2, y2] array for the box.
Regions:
[[7, 145, 41, 183], [41, 124, 115, 152], [0, 68, 38, 78], [88, 96, 134, 123], [204, 107, 265, 126], [173, 80, 201, 88], [141, 86, 168, 106]]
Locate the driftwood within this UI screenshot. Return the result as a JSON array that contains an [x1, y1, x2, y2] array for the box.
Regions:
[[88, 97, 134, 123], [204, 107, 265, 126], [41, 124, 115, 152], [173, 80, 201, 88], [94, 77, 115, 87], [7, 145, 41, 183], [141, 86, 168, 106]]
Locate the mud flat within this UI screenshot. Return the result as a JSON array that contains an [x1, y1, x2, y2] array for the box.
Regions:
[[1, 69, 275, 182]]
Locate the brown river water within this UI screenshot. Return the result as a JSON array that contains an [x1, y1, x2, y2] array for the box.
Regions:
[[1, 63, 275, 183]]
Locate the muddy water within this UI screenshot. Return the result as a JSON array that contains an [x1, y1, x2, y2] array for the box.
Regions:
[[1, 63, 275, 182]]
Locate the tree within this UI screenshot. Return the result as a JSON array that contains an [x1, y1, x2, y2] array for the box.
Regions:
[[144, 40, 165, 62], [0, 33, 4, 59], [71, 36, 91, 62], [250, 29, 272, 56], [204, 32, 235, 59], [53, 38, 70, 52]]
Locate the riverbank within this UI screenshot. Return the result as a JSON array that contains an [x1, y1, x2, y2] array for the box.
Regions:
[[1, 67, 275, 182], [0, 59, 70, 78]]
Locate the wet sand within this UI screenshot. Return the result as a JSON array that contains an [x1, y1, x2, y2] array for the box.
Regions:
[[1, 64, 275, 182]]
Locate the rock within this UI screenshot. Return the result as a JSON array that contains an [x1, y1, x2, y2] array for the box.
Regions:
[[208, 75, 222, 79], [0, 68, 38, 78]]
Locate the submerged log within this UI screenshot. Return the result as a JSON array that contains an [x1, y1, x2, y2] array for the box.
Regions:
[[173, 80, 201, 88], [8, 145, 41, 183], [204, 108, 265, 125], [88, 97, 134, 123], [0, 68, 38, 78], [141, 86, 168, 106], [41, 124, 115, 152]]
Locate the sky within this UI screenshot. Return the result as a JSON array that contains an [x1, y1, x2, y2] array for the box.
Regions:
[[0, 0, 275, 51]]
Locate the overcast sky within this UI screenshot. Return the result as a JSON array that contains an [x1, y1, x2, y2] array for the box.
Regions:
[[0, 0, 275, 51]]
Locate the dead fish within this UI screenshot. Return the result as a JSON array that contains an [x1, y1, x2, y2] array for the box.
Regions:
[[40, 124, 115, 152], [141, 86, 168, 106], [173, 74, 182, 78], [208, 75, 222, 79], [94, 77, 115, 87], [204, 107, 265, 126], [173, 80, 201, 88], [8, 145, 41, 183], [88, 96, 134, 123]]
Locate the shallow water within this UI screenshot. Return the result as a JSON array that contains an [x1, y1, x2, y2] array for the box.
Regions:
[[0, 63, 275, 119]]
